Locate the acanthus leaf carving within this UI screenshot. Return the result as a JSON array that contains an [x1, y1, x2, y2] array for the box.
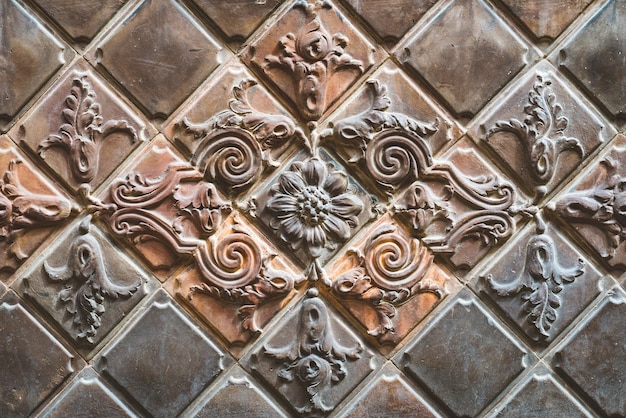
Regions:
[[174, 79, 305, 195], [43, 217, 141, 344], [264, 288, 362, 415], [263, 1, 364, 120], [39, 76, 139, 184], [331, 224, 444, 338], [485, 73, 584, 199], [485, 222, 584, 340]]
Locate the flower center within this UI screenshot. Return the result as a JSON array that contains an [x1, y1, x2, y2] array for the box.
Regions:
[[296, 186, 331, 225]]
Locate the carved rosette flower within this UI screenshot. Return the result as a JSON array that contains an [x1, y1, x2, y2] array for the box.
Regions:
[[266, 157, 364, 259]]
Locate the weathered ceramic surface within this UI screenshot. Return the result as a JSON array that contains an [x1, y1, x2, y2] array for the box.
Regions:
[[2, 0, 626, 416]]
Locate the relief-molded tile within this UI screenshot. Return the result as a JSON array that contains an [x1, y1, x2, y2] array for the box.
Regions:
[[556, 0, 626, 118], [187, 365, 289, 418], [39, 368, 138, 418], [344, 0, 438, 45], [242, 0, 385, 121], [18, 217, 150, 349], [551, 135, 626, 269], [31, 0, 129, 43], [242, 289, 378, 416], [500, 0, 593, 41], [338, 363, 442, 418], [396, 0, 531, 117], [12, 60, 156, 192], [551, 288, 626, 417], [94, 289, 231, 418], [326, 215, 457, 347], [86, 0, 223, 118], [492, 368, 592, 417], [397, 290, 533, 417], [0, 0, 66, 131], [472, 63, 612, 201], [0, 291, 82, 418], [191, 0, 283, 45], [0, 136, 75, 283], [477, 220, 605, 344]]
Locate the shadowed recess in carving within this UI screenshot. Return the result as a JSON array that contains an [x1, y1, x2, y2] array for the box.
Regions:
[[39, 76, 139, 184], [43, 217, 141, 344], [264, 288, 362, 415]]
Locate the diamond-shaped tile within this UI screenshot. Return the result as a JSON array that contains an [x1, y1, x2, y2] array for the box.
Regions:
[[242, 289, 378, 416], [87, 0, 223, 118], [12, 60, 156, 192], [191, 0, 282, 44], [501, 0, 593, 41], [477, 220, 605, 344], [18, 217, 150, 350], [0, 0, 66, 131], [39, 368, 137, 418], [396, 0, 530, 117], [552, 288, 626, 416], [188, 365, 288, 417], [0, 291, 81, 417], [339, 363, 442, 417], [472, 62, 613, 201], [344, 0, 438, 45], [556, 0, 626, 118], [94, 289, 231, 418], [493, 369, 592, 417], [243, 0, 385, 121], [397, 290, 533, 417], [31, 0, 128, 43]]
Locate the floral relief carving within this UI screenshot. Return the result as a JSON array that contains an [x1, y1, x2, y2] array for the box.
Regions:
[[484, 74, 584, 199], [174, 79, 306, 195], [264, 288, 362, 415], [331, 224, 445, 338], [43, 217, 141, 344], [39, 76, 139, 184], [485, 221, 584, 340], [262, 1, 364, 120]]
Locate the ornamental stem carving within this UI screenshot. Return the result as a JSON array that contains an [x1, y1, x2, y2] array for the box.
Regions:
[[486, 221, 584, 340], [263, 1, 364, 120], [43, 217, 140, 344], [39, 76, 139, 184], [264, 288, 362, 415], [485, 74, 584, 199]]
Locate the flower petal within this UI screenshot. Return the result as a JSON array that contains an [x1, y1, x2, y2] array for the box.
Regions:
[[322, 214, 351, 241], [323, 171, 348, 196], [266, 194, 298, 214], [281, 214, 304, 241], [302, 158, 326, 187], [304, 225, 326, 257], [331, 193, 364, 218], [280, 171, 305, 195]]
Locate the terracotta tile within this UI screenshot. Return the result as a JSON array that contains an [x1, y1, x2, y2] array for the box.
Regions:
[[0, 0, 67, 131], [86, 0, 224, 118], [94, 289, 232, 418], [396, 0, 532, 118]]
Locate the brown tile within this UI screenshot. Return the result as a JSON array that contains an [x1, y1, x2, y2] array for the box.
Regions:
[[396, 0, 531, 118], [472, 62, 612, 201], [555, 0, 626, 118], [18, 217, 150, 349], [12, 60, 155, 192], [552, 288, 626, 417], [397, 290, 534, 417], [39, 368, 138, 418], [242, 0, 385, 121], [94, 289, 231, 418], [242, 288, 378, 416], [0, 0, 67, 131], [86, 0, 223, 118], [0, 291, 82, 417], [31, 0, 129, 44]]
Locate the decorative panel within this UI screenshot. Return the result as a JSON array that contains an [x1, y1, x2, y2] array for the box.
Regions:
[[1, 0, 625, 417]]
